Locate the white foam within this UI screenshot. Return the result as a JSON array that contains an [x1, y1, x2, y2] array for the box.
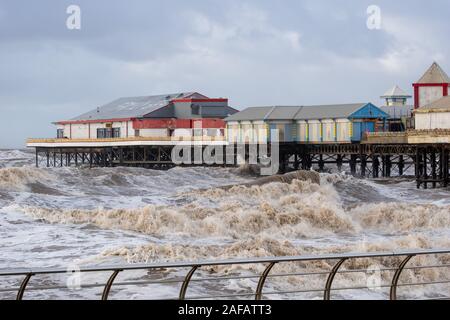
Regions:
[[1, 148, 449, 299]]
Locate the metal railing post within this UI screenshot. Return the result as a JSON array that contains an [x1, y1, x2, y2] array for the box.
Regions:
[[324, 258, 347, 300], [101, 269, 122, 300], [255, 262, 277, 300], [179, 265, 199, 300], [390, 255, 415, 300], [16, 273, 34, 300]]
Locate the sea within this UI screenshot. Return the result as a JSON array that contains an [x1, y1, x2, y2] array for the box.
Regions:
[[0, 148, 449, 300]]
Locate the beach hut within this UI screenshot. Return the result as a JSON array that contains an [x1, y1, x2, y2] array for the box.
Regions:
[[225, 103, 389, 143]]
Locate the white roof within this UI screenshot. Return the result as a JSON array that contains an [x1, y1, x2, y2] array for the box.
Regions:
[[70, 92, 201, 121], [381, 85, 411, 98], [416, 96, 450, 113], [225, 103, 389, 121], [416, 62, 450, 84]]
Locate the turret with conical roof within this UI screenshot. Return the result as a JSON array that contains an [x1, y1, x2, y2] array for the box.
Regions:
[[381, 85, 411, 107], [413, 62, 450, 109]]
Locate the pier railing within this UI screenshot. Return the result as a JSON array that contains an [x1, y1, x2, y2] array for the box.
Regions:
[[363, 130, 450, 144], [1, 249, 450, 300], [362, 132, 408, 144], [27, 136, 227, 144]]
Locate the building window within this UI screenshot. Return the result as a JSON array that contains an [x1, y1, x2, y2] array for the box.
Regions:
[[97, 128, 120, 138], [97, 128, 106, 139], [191, 105, 200, 115], [97, 128, 109, 138], [112, 128, 121, 138], [57, 129, 64, 138], [206, 129, 218, 136], [134, 129, 140, 137]]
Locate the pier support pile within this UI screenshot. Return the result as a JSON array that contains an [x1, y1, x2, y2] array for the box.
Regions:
[[34, 142, 450, 189]]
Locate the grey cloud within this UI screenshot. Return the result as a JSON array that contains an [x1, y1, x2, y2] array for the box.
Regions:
[[0, 0, 450, 148]]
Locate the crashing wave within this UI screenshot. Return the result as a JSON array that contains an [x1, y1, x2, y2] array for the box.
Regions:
[[0, 167, 53, 191]]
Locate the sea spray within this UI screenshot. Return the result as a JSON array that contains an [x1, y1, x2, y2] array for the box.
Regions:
[[2, 146, 450, 299], [19, 177, 450, 240], [20, 179, 357, 239], [96, 233, 450, 300], [351, 202, 450, 233], [0, 167, 54, 191]]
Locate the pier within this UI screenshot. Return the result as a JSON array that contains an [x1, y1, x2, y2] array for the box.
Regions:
[[28, 136, 227, 170], [27, 130, 450, 189]]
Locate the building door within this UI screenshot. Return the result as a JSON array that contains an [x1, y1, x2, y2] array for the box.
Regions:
[[284, 124, 292, 142], [352, 122, 362, 141], [362, 122, 374, 140], [362, 121, 374, 133]]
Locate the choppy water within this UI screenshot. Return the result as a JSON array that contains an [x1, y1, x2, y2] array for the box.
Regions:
[[0, 149, 449, 300]]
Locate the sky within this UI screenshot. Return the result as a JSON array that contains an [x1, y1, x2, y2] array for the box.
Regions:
[[1, 0, 449, 148]]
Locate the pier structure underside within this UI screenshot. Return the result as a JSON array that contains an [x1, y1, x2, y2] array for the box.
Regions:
[[32, 142, 450, 189], [279, 143, 449, 189]]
